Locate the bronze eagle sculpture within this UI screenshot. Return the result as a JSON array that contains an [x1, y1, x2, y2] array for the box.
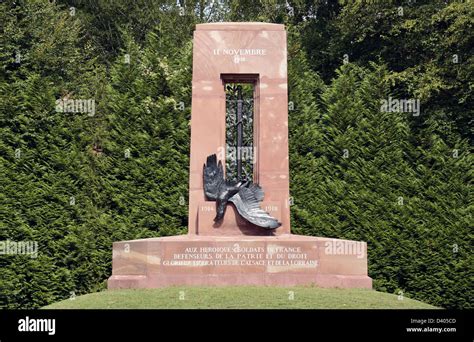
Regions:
[[203, 154, 281, 229]]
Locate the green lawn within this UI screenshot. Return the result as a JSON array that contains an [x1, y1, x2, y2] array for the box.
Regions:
[[44, 287, 437, 309]]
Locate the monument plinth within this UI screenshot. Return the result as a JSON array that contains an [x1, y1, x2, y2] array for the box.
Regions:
[[108, 23, 372, 289]]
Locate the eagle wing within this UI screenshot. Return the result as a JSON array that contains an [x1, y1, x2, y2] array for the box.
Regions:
[[203, 154, 224, 200], [229, 184, 281, 229]]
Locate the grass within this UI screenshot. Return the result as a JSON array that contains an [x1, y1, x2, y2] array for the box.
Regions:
[[43, 287, 437, 309]]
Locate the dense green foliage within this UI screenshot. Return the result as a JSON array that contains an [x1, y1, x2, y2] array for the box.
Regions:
[[0, 0, 472, 309]]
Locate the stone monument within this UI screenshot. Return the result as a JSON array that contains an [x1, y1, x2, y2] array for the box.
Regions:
[[108, 23, 372, 288]]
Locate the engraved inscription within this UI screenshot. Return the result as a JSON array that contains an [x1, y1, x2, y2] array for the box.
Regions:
[[161, 243, 318, 268]]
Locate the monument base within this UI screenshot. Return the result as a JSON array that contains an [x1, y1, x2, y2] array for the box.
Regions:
[[108, 235, 372, 289]]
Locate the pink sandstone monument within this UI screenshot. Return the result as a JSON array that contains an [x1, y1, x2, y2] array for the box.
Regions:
[[108, 22, 372, 289]]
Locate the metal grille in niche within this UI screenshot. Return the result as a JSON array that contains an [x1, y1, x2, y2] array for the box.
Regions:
[[225, 83, 254, 182]]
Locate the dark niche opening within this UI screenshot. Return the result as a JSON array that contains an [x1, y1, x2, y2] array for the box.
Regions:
[[222, 75, 257, 183]]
